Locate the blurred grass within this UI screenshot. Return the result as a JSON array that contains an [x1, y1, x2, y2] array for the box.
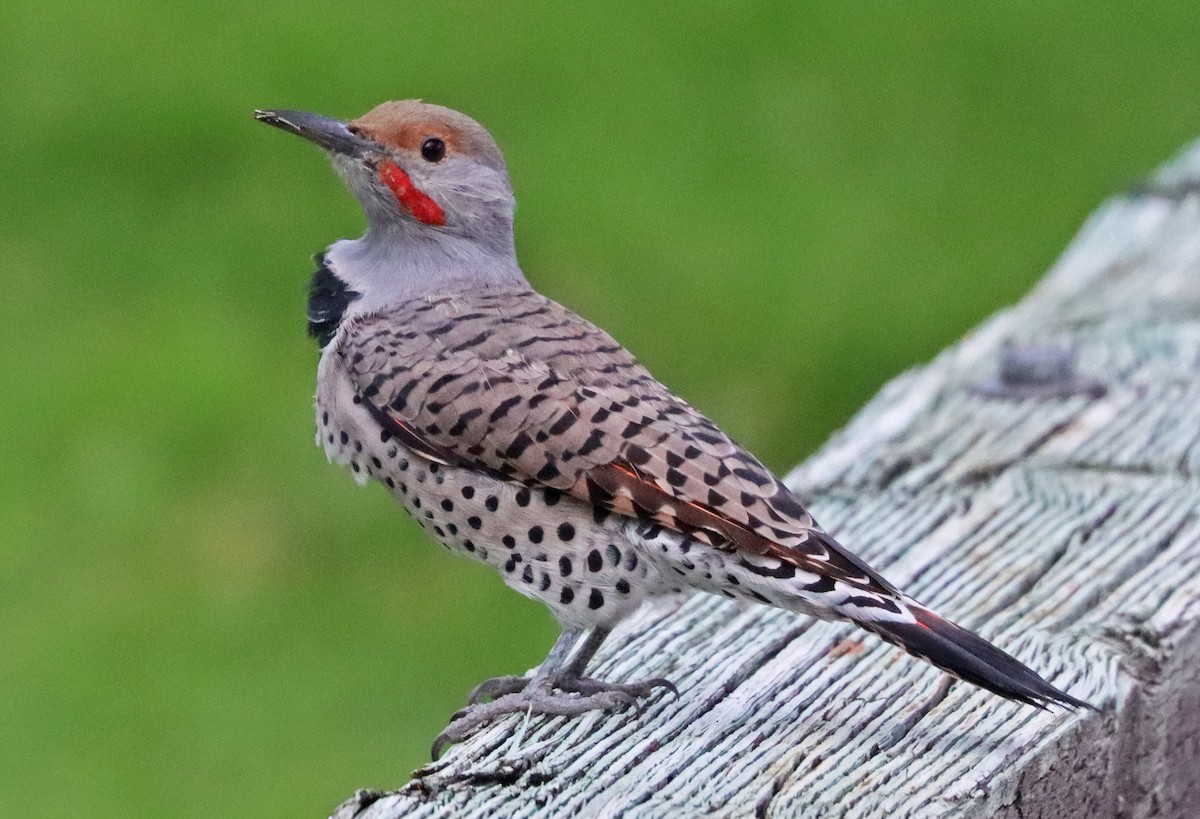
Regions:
[[2, 1, 1199, 815]]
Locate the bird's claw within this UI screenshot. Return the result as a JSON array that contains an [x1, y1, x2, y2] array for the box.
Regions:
[[432, 689, 632, 760], [433, 673, 677, 759], [560, 675, 679, 702], [466, 675, 530, 704], [466, 672, 677, 707]]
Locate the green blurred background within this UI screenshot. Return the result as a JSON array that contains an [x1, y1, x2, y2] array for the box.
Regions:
[[2, 1, 1198, 815]]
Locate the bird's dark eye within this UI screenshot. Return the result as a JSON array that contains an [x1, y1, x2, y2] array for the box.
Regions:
[[420, 137, 446, 163]]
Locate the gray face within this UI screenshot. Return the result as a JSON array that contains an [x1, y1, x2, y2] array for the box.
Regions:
[[257, 100, 527, 310], [258, 100, 516, 247]]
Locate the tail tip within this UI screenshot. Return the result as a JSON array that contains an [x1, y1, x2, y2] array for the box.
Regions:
[[883, 606, 1095, 712]]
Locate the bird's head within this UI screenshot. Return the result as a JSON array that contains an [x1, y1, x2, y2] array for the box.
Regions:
[[256, 101, 515, 251]]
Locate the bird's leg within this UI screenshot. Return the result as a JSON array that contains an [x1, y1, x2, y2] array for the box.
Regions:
[[550, 626, 678, 700], [466, 628, 677, 702], [464, 628, 584, 704], [560, 625, 606, 676], [433, 627, 675, 758]]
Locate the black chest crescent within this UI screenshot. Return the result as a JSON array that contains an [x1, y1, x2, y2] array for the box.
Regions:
[[307, 253, 360, 348]]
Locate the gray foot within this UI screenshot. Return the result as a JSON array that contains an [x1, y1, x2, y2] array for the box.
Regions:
[[466, 673, 678, 705], [557, 675, 678, 700], [434, 674, 678, 759]]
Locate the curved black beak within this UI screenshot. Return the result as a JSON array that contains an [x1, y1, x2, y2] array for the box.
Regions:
[[254, 109, 379, 157]]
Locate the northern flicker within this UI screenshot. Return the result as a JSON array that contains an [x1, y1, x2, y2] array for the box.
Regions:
[[255, 101, 1090, 757]]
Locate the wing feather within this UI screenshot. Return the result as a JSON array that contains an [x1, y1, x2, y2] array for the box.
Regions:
[[339, 287, 896, 594]]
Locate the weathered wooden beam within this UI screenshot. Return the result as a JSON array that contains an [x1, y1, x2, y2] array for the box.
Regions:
[[333, 141, 1200, 819]]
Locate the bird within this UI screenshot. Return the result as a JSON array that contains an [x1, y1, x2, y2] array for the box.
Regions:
[[255, 100, 1091, 758]]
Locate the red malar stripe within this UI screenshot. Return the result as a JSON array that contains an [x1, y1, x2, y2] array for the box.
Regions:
[[378, 160, 446, 226]]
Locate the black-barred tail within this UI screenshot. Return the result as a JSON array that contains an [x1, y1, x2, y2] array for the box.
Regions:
[[863, 604, 1093, 709]]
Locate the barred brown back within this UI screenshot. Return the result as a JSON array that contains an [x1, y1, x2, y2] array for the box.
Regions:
[[338, 287, 895, 596]]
